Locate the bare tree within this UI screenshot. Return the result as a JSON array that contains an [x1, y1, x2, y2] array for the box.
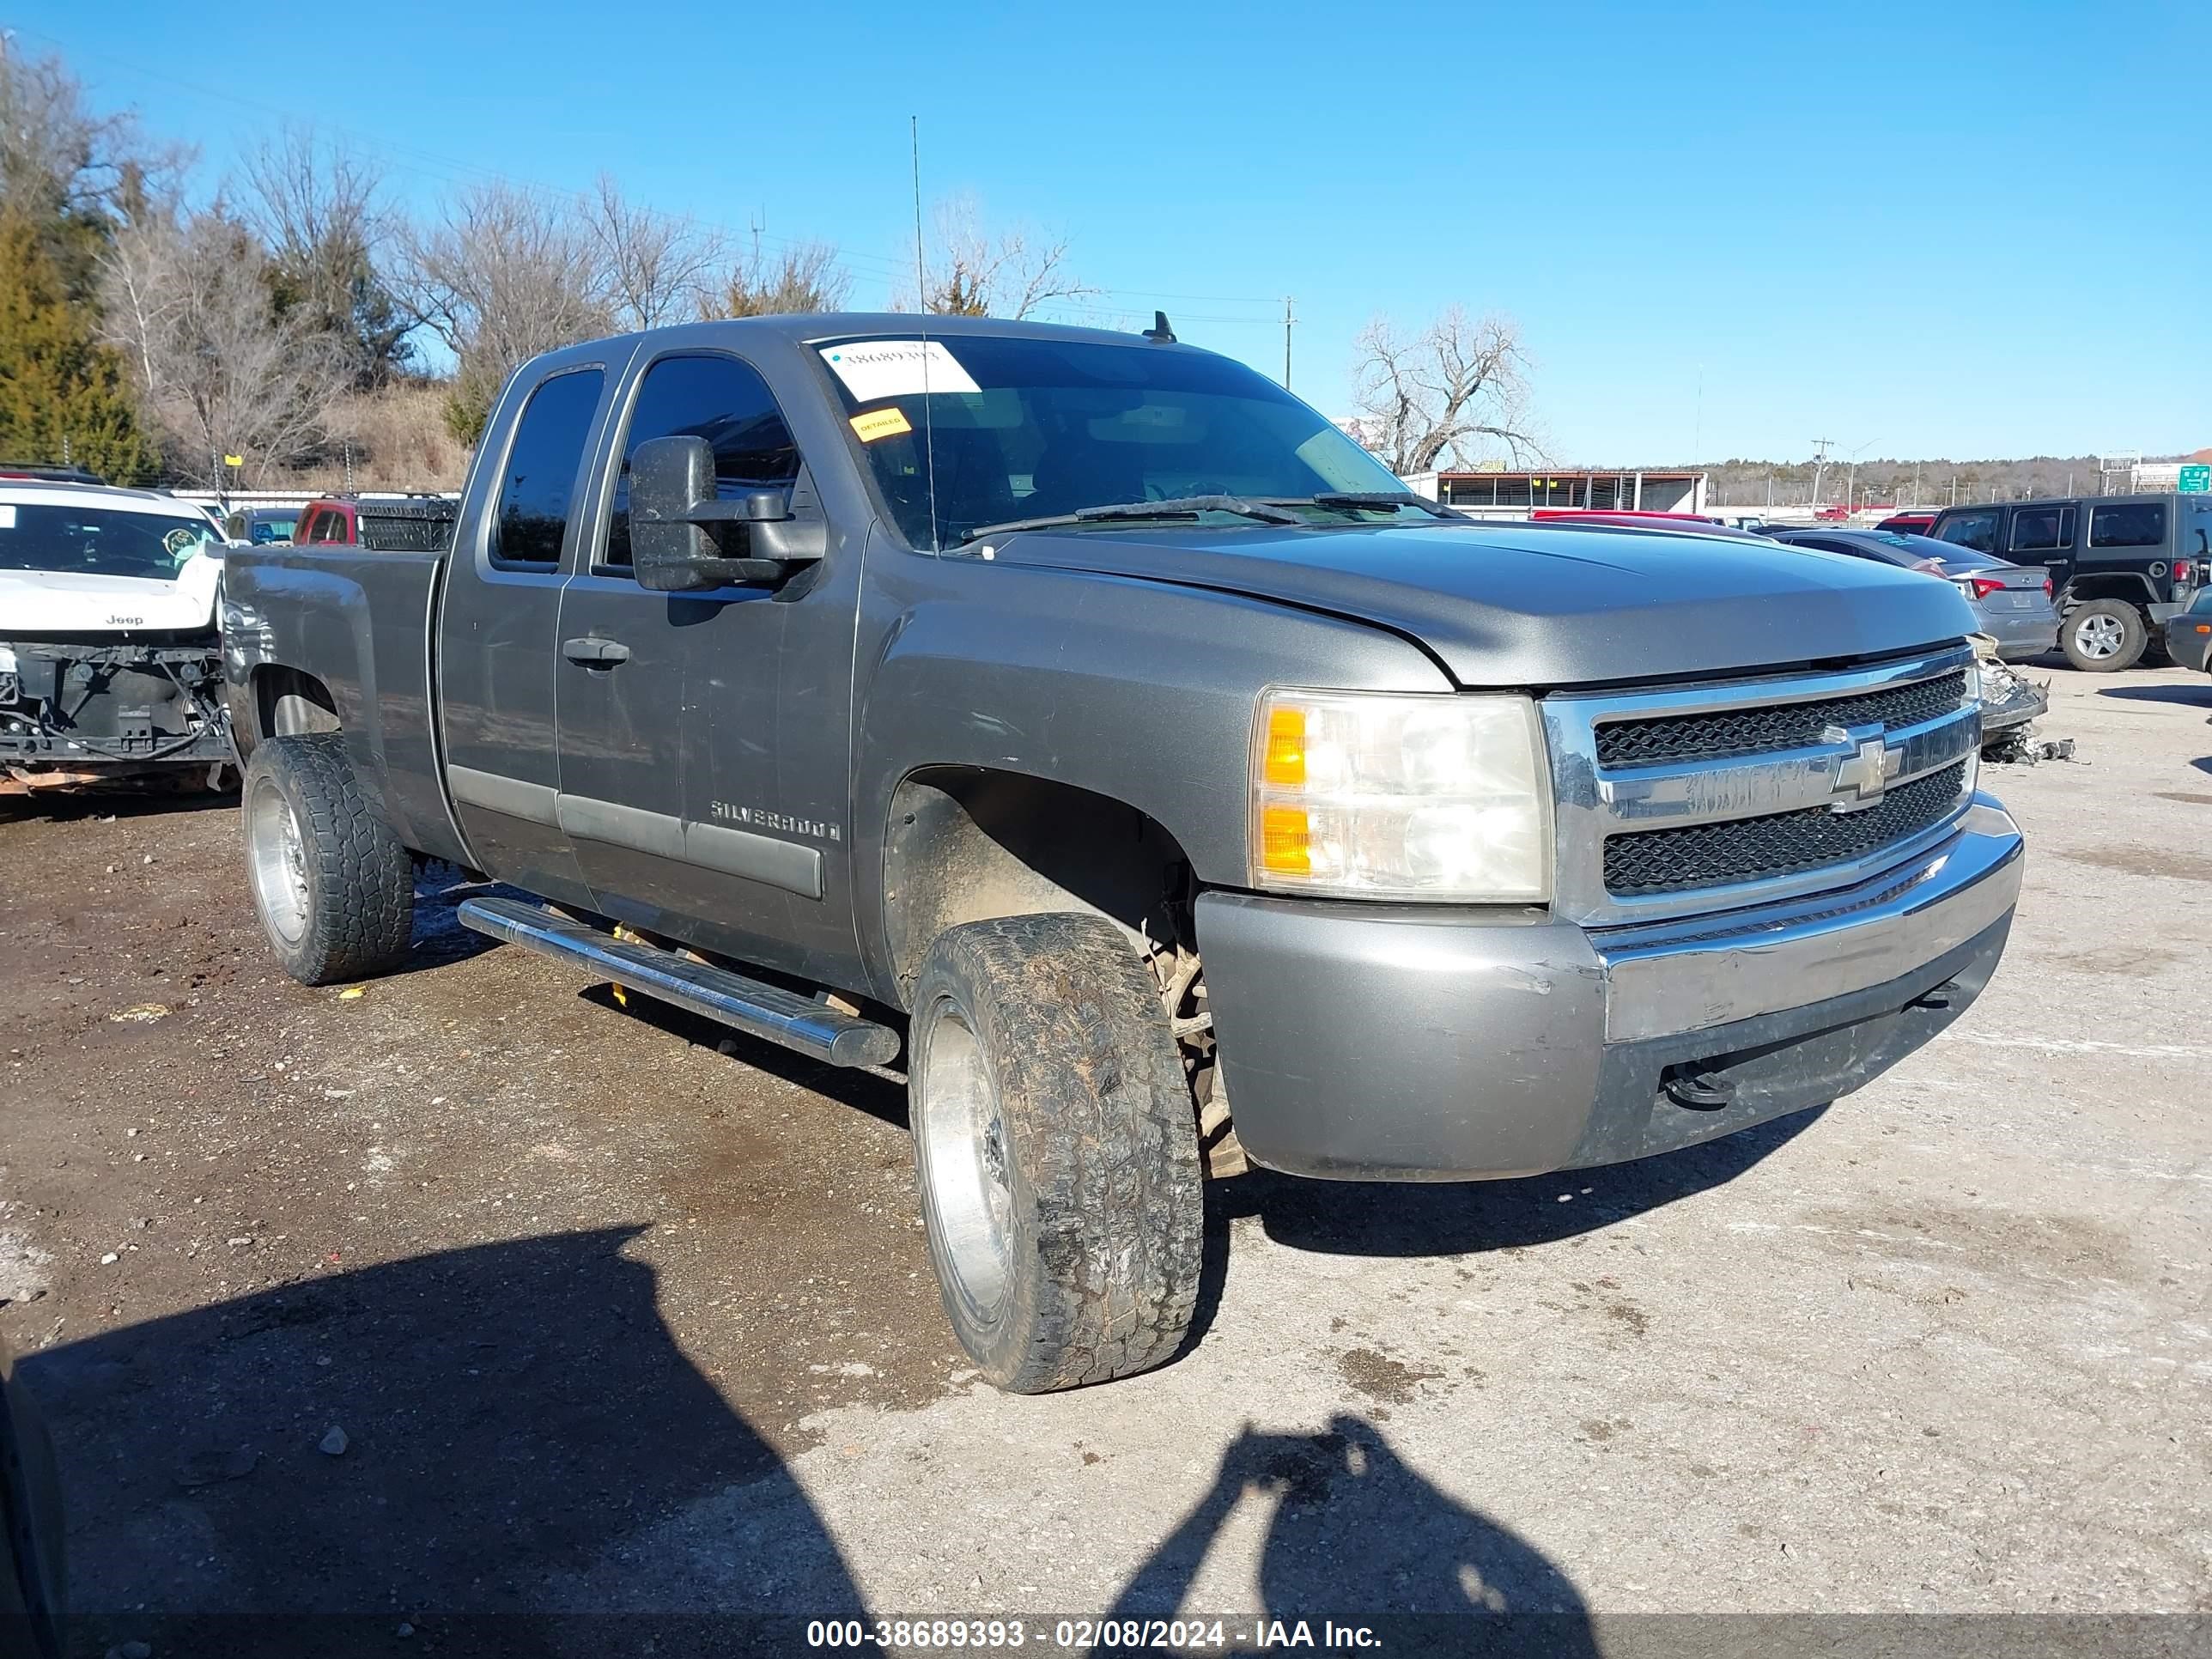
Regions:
[[1351, 307, 1539, 476], [703, 233, 852, 318], [585, 174, 724, 331], [0, 41, 186, 226], [97, 208, 351, 484], [904, 194, 1091, 319], [239, 127, 409, 385], [393, 181, 617, 441]]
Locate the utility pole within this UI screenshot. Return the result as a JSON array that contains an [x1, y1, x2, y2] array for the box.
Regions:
[[1844, 439, 1873, 517], [1809, 437, 1837, 510], [1692, 364, 1703, 465], [1282, 296, 1295, 390]]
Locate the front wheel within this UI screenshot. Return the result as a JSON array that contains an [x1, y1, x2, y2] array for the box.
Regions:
[[2062, 599, 2148, 672], [241, 734, 414, 985], [908, 914, 1203, 1393]]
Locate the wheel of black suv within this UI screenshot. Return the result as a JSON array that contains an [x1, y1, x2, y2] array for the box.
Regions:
[[241, 734, 414, 986], [2062, 599, 2148, 672], [908, 913, 1203, 1394]]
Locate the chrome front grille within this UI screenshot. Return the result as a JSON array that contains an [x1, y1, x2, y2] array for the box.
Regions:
[[1541, 647, 1980, 927], [1594, 669, 1971, 768], [1602, 761, 1968, 896]]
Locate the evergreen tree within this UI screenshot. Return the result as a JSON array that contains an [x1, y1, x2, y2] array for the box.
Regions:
[[0, 210, 160, 481]]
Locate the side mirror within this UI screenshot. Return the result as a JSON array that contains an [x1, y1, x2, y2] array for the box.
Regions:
[[631, 435, 826, 593]]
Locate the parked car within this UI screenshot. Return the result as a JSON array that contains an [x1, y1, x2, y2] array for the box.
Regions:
[[224, 505, 300, 545], [0, 461, 105, 486], [1925, 493, 2212, 672], [1, 481, 234, 787], [1765, 527, 2060, 660], [221, 313, 2022, 1394], [293, 493, 460, 553], [2161, 585, 2212, 673], [1875, 512, 1936, 536], [1528, 508, 1724, 526]]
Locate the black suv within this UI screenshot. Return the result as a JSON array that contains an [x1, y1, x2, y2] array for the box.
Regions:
[[1926, 492, 2212, 671]]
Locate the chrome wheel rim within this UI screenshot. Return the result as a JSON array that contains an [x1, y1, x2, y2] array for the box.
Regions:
[[247, 776, 310, 945], [916, 1000, 1015, 1325], [2075, 613, 2124, 659]]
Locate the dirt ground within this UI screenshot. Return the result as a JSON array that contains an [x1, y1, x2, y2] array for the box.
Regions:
[[3, 664, 2208, 1656]]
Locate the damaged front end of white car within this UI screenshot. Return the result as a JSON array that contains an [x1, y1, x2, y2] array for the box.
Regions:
[[0, 490, 236, 792]]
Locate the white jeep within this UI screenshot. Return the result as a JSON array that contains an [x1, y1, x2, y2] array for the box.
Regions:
[[0, 482, 234, 790]]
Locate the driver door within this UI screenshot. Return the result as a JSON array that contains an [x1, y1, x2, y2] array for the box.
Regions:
[[556, 348, 855, 975]]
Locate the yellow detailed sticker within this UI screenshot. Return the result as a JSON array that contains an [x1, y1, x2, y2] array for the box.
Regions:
[[850, 406, 914, 442]]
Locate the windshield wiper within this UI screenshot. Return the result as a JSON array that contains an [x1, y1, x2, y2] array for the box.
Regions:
[[960, 495, 1302, 544], [1265, 492, 1468, 520]]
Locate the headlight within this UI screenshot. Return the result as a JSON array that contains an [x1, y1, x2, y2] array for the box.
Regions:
[[1249, 689, 1552, 901]]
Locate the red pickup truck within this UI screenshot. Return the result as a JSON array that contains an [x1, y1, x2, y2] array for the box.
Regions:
[[292, 494, 458, 552]]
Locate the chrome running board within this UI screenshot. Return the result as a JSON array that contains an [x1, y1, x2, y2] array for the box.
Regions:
[[457, 896, 900, 1068]]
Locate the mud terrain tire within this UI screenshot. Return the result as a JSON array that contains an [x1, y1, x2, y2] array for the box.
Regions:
[[241, 734, 413, 986], [908, 913, 1203, 1393]]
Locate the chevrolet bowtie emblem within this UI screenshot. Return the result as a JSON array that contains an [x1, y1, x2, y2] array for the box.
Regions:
[[1824, 724, 1900, 810]]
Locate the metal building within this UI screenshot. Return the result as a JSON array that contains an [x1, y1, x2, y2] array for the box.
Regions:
[[1401, 468, 1709, 518]]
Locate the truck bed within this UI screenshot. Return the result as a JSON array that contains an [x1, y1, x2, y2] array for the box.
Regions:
[[222, 545, 468, 866]]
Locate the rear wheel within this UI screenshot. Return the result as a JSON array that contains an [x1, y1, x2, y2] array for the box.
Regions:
[[2062, 599, 2147, 672], [242, 734, 413, 985], [908, 913, 1203, 1394]]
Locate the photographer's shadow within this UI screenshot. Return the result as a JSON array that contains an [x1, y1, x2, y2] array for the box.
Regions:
[[1103, 1414, 1596, 1657]]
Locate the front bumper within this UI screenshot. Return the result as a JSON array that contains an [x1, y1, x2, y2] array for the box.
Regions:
[[1198, 794, 2023, 1181], [2163, 616, 2212, 674]]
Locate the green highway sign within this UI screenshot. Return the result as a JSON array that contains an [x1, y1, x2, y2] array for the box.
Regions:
[[2181, 465, 2211, 493]]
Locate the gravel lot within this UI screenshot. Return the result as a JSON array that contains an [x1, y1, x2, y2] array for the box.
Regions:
[[3, 665, 2207, 1654]]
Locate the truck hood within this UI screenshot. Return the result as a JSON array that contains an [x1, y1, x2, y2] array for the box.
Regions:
[[0, 556, 221, 636], [989, 522, 1976, 687]]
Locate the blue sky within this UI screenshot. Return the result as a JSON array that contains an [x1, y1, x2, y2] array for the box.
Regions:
[[12, 1, 2205, 464]]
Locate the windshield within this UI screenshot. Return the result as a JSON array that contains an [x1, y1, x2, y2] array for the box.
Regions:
[[816, 333, 1413, 550], [0, 502, 222, 579], [249, 514, 297, 543]]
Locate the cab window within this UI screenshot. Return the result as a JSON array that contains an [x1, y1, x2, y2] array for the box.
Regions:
[[2088, 502, 2166, 549], [489, 367, 605, 570], [2009, 507, 2073, 552], [1934, 510, 1999, 554], [601, 354, 801, 568]]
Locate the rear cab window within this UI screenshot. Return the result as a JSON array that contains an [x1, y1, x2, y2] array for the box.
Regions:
[[489, 367, 606, 569]]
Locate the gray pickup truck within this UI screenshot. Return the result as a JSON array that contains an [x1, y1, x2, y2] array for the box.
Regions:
[[222, 314, 2025, 1392]]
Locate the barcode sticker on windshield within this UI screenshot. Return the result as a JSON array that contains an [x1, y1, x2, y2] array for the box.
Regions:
[[820, 340, 980, 402], [0, 505, 15, 529]]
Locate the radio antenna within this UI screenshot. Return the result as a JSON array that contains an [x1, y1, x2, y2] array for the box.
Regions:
[[911, 114, 940, 552]]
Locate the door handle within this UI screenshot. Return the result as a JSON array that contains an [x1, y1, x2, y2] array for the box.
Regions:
[[562, 637, 631, 667]]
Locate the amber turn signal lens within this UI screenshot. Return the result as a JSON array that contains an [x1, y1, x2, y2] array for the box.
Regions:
[[1259, 805, 1311, 873], [1264, 706, 1306, 787]]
